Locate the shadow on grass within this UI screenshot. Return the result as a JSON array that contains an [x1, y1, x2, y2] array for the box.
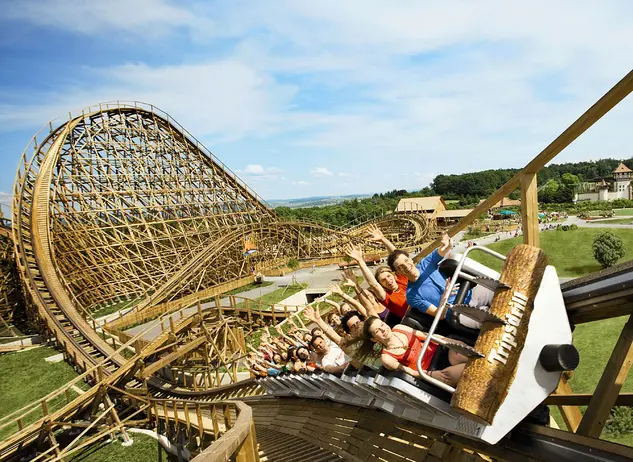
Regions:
[[564, 264, 602, 276]]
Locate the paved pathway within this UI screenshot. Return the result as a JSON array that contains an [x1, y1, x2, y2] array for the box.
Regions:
[[563, 215, 633, 229], [126, 265, 343, 341]]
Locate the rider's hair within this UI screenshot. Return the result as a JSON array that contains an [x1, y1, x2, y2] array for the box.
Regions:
[[387, 250, 409, 271]]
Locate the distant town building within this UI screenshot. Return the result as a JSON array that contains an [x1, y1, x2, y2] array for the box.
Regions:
[[395, 196, 473, 225], [574, 163, 633, 202], [395, 196, 446, 218], [436, 209, 474, 225]]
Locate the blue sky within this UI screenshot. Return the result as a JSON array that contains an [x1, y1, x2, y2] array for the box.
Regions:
[[1, 0, 632, 206]]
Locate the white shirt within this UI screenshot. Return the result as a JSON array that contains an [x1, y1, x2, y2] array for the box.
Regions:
[[320, 343, 350, 370]]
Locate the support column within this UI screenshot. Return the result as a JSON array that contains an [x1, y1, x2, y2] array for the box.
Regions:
[[554, 373, 583, 431], [520, 172, 539, 247], [577, 316, 633, 437]]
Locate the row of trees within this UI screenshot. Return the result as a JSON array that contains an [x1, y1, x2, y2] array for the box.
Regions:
[[275, 158, 633, 228], [275, 189, 416, 228], [430, 158, 633, 204]]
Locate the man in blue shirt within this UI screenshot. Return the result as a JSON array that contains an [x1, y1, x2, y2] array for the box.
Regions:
[[387, 233, 462, 320], [387, 235, 494, 330]]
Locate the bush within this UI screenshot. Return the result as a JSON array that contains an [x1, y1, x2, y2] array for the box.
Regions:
[[592, 232, 626, 268], [466, 227, 484, 238], [287, 258, 300, 271], [605, 406, 633, 437], [570, 224, 578, 230]]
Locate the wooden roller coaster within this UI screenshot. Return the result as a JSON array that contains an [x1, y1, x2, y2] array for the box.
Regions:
[[0, 69, 632, 461]]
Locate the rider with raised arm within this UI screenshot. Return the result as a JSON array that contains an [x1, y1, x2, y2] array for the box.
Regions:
[[344, 237, 409, 321], [388, 234, 493, 329], [388, 233, 455, 320]]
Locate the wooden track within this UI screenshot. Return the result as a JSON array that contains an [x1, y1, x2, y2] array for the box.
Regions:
[[4, 69, 633, 461]]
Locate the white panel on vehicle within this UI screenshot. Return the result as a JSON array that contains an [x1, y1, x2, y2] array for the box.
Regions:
[[479, 265, 572, 444]]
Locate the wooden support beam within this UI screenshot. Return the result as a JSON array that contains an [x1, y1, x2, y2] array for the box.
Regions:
[[236, 421, 260, 462], [196, 403, 204, 443], [545, 392, 633, 406], [104, 394, 130, 443], [520, 173, 539, 247], [415, 69, 633, 262], [552, 374, 582, 432], [577, 315, 633, 437], [141, 336, 206, 378]]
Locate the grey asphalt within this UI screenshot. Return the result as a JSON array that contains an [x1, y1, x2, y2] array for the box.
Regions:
[[125, 265, 343, 341], [564, 215, 633, 229]]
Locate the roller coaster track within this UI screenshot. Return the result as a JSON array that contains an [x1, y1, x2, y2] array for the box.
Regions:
[[12, 120, 125, 376], [4, 69, 633, 461]]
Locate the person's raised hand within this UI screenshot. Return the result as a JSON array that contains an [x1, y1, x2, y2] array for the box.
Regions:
[[342, 268, 356, 281], [304, 306, 317, 322], [343, 243, 363, 262], [329, 283, 343, 295], [342, 277, 357, 289], [366, 224, 384, 242], [439, 233, 452, 255]]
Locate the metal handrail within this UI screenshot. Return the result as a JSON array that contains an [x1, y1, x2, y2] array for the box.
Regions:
[[415, 245, 507, 392]]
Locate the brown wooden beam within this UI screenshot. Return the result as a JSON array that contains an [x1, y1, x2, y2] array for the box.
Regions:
[[545, 392, 633, 406], [415, 69, 633, 262], [141, 336, 206, 378], [552, 374, 582, 432], [577, 315, 633, 437], [521, 173, 539, 247]]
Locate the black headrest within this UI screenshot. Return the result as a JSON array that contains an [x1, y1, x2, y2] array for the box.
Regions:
[[444, 311, 479, 344], [401, 308, 452, 336], [358, 365, 377, 378], [342, 365, 359, 377]]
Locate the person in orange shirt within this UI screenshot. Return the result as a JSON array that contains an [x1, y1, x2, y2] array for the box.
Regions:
[[343, 225, 409, 323]]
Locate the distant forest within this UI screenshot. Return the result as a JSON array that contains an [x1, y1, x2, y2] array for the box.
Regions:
[[275, 158, 633, 228]]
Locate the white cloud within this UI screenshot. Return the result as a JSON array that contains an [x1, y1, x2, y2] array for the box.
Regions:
[[0, 60, 301, 143], [3, 0, 208, 37], [0, 192, 12, 211], [311, 167, 334, 177], [2, 1, 633, 200], [338, 172, 357, 177], [237, 164, 283, 180], [241, 164, 282, 175], [292, 180, 310, 186]]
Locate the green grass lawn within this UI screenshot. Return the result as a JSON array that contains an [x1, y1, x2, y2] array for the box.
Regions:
[[224, 281, 274, 296], [235, 283, 308, 310], [0, 346, 88, 440], [69, 432, 173, 462], [462, 230, 493, 240], [587, 217, 633, 225], [549, 316, 632, 445], [471, 227, 633, 278], [614, 208, 633, 216]]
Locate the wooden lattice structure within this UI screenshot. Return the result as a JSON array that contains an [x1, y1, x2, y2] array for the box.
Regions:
[[2, 69, 633, 461], [12, 102, 432, 316]]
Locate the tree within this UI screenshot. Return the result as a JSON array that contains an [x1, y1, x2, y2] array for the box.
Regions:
[[287, 258, 300, 272], [592, 232, 625, 268], [538, 179, 560, 203]]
